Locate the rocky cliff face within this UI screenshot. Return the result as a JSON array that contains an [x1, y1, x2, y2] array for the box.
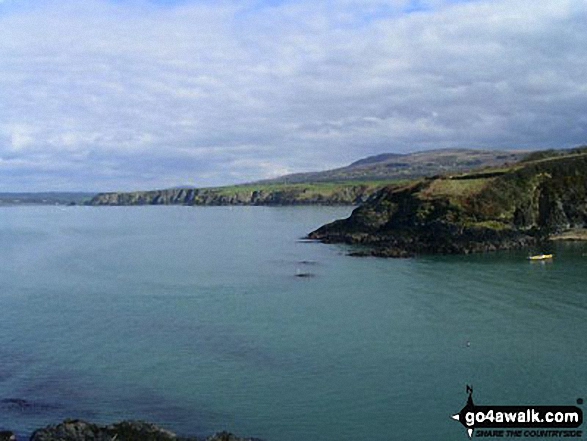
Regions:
[[89, 184, 380, 206], [309, 153, 587, 256], [474, 155, 587, 231]]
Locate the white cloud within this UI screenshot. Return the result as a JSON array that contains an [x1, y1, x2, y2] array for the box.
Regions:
[[0, 0, 586, 191], [6, 123, 36, 151]]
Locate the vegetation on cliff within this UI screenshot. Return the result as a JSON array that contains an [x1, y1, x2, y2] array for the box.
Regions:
[[89, 181, 395, 206], [259, 148, 526, 184], [308, 148, 587, 256], [89, 148, 527, 206]]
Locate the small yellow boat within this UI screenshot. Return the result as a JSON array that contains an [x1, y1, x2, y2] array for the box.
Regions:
[[528, 254, 553, 261]]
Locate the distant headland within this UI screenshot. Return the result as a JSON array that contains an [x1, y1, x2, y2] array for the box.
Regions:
[[88, 148, 527, 206], [6, 146, 587, 257]]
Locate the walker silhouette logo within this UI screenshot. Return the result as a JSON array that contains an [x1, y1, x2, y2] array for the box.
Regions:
[[451, 386, 584, 439]]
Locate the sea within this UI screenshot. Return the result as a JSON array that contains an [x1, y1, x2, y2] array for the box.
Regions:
[[0, 206, 586, 440]]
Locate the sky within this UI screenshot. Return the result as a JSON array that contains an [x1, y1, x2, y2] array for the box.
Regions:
[[0, 0, 586, 191]]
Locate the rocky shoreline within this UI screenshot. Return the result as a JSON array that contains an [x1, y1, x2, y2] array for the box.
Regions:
[[0, 420, 260, 441], [309, 151, 587, 257], [309, 213, 541, 258]]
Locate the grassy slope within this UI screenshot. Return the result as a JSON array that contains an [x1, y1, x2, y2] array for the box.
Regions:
[[413, 147, 587, 221], [259, 148, 527, 184], [90, 148, 530, 206], [90, 179, 408, 205], [309, 147, 587, 255], [207, 180, 406, 200]]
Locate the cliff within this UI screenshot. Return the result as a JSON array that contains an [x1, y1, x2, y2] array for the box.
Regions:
[[88, 148, 528, 207], [89, 183, 386, 206], [308, 149, 587, 257]]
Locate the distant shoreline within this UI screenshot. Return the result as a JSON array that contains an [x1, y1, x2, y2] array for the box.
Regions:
[[0, 193, 95, 206]]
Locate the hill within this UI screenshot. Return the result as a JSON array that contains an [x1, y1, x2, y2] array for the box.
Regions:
[[308, 146, 587, 256], [257, 148, 526, 184], [89, 148, 527, 206]]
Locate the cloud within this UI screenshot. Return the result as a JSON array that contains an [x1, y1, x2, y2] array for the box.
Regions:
[[0, 0, 586, 191]]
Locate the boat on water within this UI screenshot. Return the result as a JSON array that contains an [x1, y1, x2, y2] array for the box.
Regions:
[[528, 254, 554, 261]]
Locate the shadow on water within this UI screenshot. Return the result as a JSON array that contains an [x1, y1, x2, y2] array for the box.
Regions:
[[0, 361, 226, 439]]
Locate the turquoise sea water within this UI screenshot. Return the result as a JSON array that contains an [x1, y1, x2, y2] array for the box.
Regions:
[[0, 206, 586, 440]]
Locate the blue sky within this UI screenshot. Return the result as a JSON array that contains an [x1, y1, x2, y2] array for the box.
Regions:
[[0, 0, 586, 191]]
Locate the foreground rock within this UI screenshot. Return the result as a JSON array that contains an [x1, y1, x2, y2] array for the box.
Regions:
[[309, 147, 587, 257], [0, 431, 16, 441], [28, 420, 260, 441]]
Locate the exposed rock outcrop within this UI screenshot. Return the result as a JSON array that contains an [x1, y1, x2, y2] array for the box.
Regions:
[[0, 431, 16, 441], [89, 184, 380, 206], [309, 150, 587, 257], [26, 420, 259, 441]]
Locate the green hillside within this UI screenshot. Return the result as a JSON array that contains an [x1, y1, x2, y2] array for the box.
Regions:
[[258, 148, 526, 183], [89, 148, 527, 206], [89, 181, 401, 206], [308, 146, 587, 256]]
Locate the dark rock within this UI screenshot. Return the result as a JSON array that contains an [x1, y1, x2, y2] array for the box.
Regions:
[[30, 420, 103, 441], [30, 420, 181, 441], [29, 420, 259, 441], [0, 431, 16, 441], [309, 150, 587, 257], [108, 421, 179, 441]]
